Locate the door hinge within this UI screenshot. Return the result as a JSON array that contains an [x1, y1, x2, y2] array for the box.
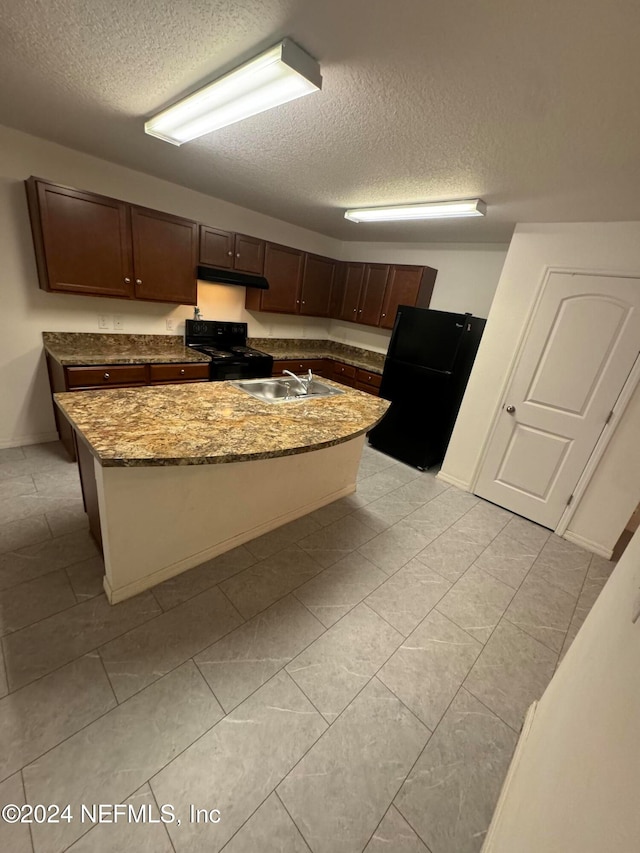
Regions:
[[605, 410, 614, 425], [566, 494, 574, 507]]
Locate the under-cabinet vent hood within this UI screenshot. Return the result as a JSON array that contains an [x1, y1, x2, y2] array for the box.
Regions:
[[196, 265, 269, 289]]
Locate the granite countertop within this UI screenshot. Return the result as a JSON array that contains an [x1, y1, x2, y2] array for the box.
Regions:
[[248, 338, 386, 374], [43, 333, 210, 365], [54, 380, 389, 467]]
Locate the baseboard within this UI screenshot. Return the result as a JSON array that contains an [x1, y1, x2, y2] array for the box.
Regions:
[[481, 701, 538, 852], [104, 482, 356, 604], [0, 431, 59, 450], [436, 470, 472, 491], [563, 530, 613, 559]]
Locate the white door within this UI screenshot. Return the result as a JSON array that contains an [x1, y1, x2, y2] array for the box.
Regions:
[[475, 272, 640, 528]]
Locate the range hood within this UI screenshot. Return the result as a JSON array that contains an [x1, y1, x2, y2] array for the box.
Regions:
[[196, 265, 269, 289]]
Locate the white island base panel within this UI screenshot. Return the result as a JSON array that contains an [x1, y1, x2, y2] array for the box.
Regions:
[[93, 436, 365, 603]]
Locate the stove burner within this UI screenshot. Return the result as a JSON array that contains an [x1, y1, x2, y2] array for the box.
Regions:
[[201, 347, 234, 359], [231, 346, 263, 357]]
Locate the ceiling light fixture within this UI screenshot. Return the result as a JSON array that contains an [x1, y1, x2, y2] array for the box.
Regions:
[[145, 39, 322, 146], [344, 199, 487, 223]]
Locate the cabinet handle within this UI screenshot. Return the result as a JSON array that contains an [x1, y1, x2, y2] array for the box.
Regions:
[[352, 308, 357, 313], [180, 368, 185, 375], [358, 309, 362, 313], [302, 301, 305, 305], [381, 313, 386, 318], [135, 279, 142, 285], [103, 372, 110, 380], [124, 277, 131, 284], [227, 250, 233, 256], [296, 300, 300, 304], [236, 253, 240, 258]]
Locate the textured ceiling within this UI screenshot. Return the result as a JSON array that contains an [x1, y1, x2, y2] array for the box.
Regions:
[[1, 0, 639, 242]]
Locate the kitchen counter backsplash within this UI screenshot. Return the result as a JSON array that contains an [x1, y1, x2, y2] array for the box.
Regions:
[[42, 332, 210, 365], [248, 338, 386, 374]]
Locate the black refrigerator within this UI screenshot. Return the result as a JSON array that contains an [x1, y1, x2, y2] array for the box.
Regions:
[[368, 306, 486, 470]]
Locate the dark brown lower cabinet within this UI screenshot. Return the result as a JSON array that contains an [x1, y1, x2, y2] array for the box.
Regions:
[[46, 358, 209, 460]]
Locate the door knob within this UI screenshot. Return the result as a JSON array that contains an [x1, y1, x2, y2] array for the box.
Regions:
[[506, 405, 516, 414]]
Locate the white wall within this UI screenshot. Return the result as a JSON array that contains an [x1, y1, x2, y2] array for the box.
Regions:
[[484, 527, 640, 853], [441, 222, 640, 554], [0, 124, 507, 447]]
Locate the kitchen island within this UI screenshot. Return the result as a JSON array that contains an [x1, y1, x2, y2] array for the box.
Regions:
[[54, 380, 389, 603]]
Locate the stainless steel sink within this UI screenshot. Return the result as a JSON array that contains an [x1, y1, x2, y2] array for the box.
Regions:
[[231, 376, 344, 403]]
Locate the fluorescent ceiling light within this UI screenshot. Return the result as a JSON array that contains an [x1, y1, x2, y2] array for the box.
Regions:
[[344, 199, 487, 222], [145, 39, 322, 145]]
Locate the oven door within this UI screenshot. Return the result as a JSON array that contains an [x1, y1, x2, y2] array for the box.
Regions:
[[209, 359, 252, 381]]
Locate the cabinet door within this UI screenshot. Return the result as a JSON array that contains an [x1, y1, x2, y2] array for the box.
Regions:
[[233, 234, 265, 274], [300, 254, 336, 317], [338, 264, 365, 322], [380, 265, 425, 329], [26, 178, 134, 298], [330, 263, 346, 319], [199, 226, 234, 268], [131, 207, 198, 304], [358, 264, 389, 326], [259, 243, 304, 313]]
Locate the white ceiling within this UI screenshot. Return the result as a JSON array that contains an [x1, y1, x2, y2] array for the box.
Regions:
[[1, 0, 639, 243]]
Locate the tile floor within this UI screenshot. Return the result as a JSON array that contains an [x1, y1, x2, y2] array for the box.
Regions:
[[0, 440, 616, 853]]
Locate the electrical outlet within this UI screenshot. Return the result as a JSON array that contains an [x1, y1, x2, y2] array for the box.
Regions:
[[166, 318, 175, 331], [113, 315, 124, 331], [98, 315, 110, 330]]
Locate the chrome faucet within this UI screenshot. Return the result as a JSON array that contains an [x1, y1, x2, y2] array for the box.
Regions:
[[282, 369, 313, 394]]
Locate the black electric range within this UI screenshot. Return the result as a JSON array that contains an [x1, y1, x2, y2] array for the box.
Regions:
[[184, 320, 273, 381]]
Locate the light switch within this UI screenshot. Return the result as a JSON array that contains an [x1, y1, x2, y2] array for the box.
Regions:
[[166, 318, 175, 331]]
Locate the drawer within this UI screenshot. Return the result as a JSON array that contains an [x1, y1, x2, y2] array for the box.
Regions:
[[355, 381, 379, 396], [355, 368, 382, 389], [332, 361, 357, 379], [272, 359, 326, 375], [65, 364, 148, 388], [149, 363, 210, 383]]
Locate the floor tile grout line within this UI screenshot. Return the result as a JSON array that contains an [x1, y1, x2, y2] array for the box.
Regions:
[[460, 674, 522, 736], [2, 600, 163, 696], [273, 789, 314, 852], [153, 555, 259, 613], [148, 780, 178, 853], [97, 649, 119, 707], [19, 768, 36, 853], [392, 678, 516, 850], [96, 606, 248, 705], [0, 574, 84, 640], [500, 615, 567, 658]]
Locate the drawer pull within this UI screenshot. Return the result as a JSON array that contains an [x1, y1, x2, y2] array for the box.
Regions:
[[103, 372, 110, 380], [180, 368, 185, 375]]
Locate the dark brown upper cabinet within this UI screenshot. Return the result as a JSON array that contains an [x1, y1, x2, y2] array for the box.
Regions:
[[26, 177, 198, 305], [380, 265, 438, 329], [299, 254, 336, 317], [358, 264, 389, 326], [25, 179, 134, 299], [130, 207, 198, 304], [199, 226, 265, 275], [337, 263, 366, 321], [248, 243, 304, 313]]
